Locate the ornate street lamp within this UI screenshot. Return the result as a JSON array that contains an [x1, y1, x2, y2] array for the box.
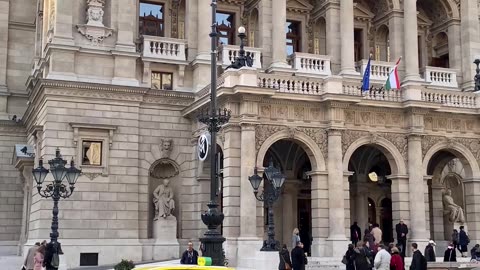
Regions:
[[32, 148, 81, 265], [226, 26, 253, 69], [249, 161, 286, 251], [197, 0, 231, 266]]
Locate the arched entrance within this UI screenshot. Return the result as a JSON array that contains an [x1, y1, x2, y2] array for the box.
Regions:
[[263, 139, 313, 254], [348, 145, 393, 243]]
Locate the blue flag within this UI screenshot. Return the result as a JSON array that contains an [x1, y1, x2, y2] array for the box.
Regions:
[[361, 57, 371, 91]]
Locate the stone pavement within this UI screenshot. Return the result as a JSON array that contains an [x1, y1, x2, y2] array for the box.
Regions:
[[0, 255, 23, 270]]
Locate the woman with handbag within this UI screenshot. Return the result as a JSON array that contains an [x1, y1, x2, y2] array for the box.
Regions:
[[279, 244, 292, 270]]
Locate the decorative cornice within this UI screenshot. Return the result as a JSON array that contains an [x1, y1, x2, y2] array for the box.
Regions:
[[0, 120, 27, 134]]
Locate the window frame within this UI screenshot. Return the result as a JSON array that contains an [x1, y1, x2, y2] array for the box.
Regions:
[[286, 20, 301, 55], [81, 140, 104, 166], [216, 11, 236, 45], [151, 71, 173, 90], [139, 1, 166, 37]]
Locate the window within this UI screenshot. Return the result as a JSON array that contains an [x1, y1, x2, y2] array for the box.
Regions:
[[286, 21, 301, 55], [216, 12, 235, 45], [82, 141, 103, 166], [139, 2, 164, 37], [152, 72, 173, 90], [354, 28, 363, 62]]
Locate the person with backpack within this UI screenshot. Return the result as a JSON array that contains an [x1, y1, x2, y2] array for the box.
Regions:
[[43, 241, 63, 270], [410, 243, 427, 270]]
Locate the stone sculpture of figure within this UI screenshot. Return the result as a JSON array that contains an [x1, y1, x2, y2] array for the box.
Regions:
[[160, 139, 173, 158], [153, 178, 175, 220], [443, 189, 465, 223]]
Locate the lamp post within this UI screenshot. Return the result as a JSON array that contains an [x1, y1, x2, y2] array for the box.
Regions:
[[248, 161, 286, 251], [226, 26, 253, 69], [31, 148, 81, 264], [197, 0, 231, 266]]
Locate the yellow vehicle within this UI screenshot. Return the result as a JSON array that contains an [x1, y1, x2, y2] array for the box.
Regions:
[[134, 266, 235, 270]]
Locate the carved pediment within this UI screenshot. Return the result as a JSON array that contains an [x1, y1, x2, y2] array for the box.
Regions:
[[354, 3, 375, 21], [287, 0, 314, 13]]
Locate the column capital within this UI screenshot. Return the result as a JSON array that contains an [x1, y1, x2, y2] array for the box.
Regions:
[[327, 128, 343, 136], [306, 170, 328, 176], [240, 123, 256, 131], [407, 133, 423, 141]]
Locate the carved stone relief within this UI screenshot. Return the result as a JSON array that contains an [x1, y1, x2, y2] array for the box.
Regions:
[[76, 0, 114, 45], [344, 110, 405, 128], [342, 130, 408, 162], [422, 136, 480, 163]]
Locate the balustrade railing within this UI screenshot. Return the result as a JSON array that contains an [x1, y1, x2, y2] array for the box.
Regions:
[[289, 53, 331, 75], [258, 74, 323, 95], [422, 66, 458, 88], [421, 89, 476, 108], [142, 36, 187, 62], [221, 45, 262, 69], [343, 82, 403, 102], [356, 60, 394, 81]]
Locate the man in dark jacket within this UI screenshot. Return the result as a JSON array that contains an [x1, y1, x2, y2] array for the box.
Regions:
[[396, 219, 408, 258], [410, 243, 427, 270], [180, 242, 199, 265], [291, 242, 307, 270], [424, 240, 436, 262], [350, 222, 362, 246], [43, 241, 63, 270]]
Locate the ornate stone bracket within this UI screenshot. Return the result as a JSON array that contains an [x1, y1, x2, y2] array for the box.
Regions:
[[76, 0, 114, 45]]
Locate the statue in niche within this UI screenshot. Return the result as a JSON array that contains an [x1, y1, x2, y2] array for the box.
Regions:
[[443, 189, 465, 223], [153, 178, 175, 220], [160, 139, 173, 158]]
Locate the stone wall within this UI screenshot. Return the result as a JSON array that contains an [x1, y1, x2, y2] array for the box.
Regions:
[[0, 122, 27, 255]]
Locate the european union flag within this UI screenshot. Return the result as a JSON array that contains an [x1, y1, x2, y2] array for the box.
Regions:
[[361, 57, 371, 91]]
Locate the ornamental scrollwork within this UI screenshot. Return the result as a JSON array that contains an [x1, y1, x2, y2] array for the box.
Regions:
[[255, 125, 285, 151]]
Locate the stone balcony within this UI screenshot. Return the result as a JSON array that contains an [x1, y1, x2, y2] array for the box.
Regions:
[[220, 44, 262, 69], [288, 53, 331, 76], [141, 35, 188, 64], [192, 68, 479, 112], [421, 66, 459, 88], [356, 59, 394, 81]]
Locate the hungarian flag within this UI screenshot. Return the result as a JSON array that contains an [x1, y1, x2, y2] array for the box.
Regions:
[[385, 57, 402, 90]]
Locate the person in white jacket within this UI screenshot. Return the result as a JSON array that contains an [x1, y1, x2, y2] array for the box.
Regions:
[[374, 245, 392, 270]]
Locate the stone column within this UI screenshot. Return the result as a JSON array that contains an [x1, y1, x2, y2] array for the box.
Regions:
[[326, 129, 348, 256], [310, 171, 329, 257], [430, 182, 445, 240], [0, 0, 9, 119], [281, 186, 295, 250], [268, 0, 289, 70], [325, 4, 341, 73], [390, 175, 410, 230], [460, 0, 480, 90], [222, 125, 241, 266], [403, 0, 421, 82], [388, 13, 404, 75], [407, 135, 428, 248], [51, 0, 74, 45], [237, 123, 261, 264], [339, 0, 356, 75], [354, 176, 369, 233], [192, 0, 212, 90], [115, 0, 136, 50], [464, 179, 480, 243]]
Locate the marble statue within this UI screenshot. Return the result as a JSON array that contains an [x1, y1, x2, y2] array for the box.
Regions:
[[443, 189, 465, 223], [153, 178, 175, 220]]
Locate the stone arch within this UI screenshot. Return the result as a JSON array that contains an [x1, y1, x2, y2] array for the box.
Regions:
[[343, 136, 407, 175], [256, 130, 326, 172], [423, 141, 480, 179]]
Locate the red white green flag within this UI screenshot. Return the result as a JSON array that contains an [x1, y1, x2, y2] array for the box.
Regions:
[[385, 57, 402, 90]]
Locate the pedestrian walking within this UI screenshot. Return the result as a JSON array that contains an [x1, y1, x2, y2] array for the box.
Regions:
[[396, 219, 408, 258], [374, 244, 391, 270], [459, 226, 470, 257], [22, 242, 40, 270], [425, 240, 436, 262], [344, 244, 356, 270], [444, 243, 457, 262], [43, 241, 63, 270], [292, 228, 301, 250], [354, 242, 372, 270], [364, 229, 375, 252], [34, 245, 46, 270], [452, 229, 459, 252], [279, 244, 292, 270], [410, 243, 427, 270], [390, 247, 404, 270], [291, 242, 307, 270], [351, 222, 362, 246]]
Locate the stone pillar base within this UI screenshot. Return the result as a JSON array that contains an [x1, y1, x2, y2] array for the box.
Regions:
[[326, 237, 349, 257], [311, 238, 328, 257], [236, 237, 263, 269], [151, 217, 180, 261]]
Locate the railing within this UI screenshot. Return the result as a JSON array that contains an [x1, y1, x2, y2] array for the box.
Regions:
[[343, 82, 403, 102], [421, 89, 476, 108], [142, 36, 187, 62], [257, 74, 323, 95], [356, 59, 394, 81], [289, 53, 331, 76], [197, 72, 229, 98], [221, 45, 262, 69], [422, 66, 458, 88]]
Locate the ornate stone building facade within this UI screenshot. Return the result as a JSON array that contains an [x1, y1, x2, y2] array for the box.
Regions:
[[1, 0, 480, 268]]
